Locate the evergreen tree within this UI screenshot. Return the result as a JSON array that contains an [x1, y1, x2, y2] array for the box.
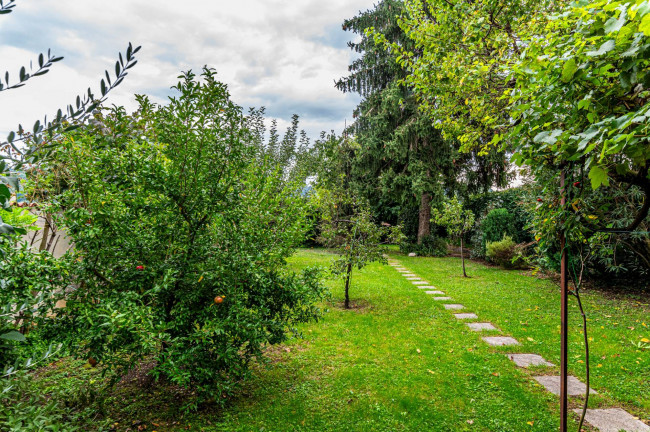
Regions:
[[337, 0, 509, 244]]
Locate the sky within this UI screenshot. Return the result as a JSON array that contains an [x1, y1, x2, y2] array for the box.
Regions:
[[0, 0, 375, 141]]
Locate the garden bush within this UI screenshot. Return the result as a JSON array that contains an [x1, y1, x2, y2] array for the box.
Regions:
[[34, 68, 325, 409], [482, 209, 516, 244], [486, 236, 528, 269]]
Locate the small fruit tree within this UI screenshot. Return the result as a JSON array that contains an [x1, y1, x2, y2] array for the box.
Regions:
[[432, 197, 475, 277], [313, 136, 403, 308], [35, 68, 325, 408], [316, 188, 402, 309]]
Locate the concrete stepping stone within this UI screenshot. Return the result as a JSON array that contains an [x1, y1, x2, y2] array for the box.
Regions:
[[424, 290, 445, 295], [454, 313, 478, 319], [506, 354, 554, 368], [433, 296, 452, 301], [417, 285, 437, 289], [405, 277, 421, 280], [466, 322, 499, 332], [482, 336, 520, 346], [572, 408, 649, 432], [533, 376, 597, 396], [402, 273, 417, 277], [444, 304, 465, 310], [412, 281, 428, 285]]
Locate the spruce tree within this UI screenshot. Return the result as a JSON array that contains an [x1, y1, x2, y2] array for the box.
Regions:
[[337, 0, 508, 244]]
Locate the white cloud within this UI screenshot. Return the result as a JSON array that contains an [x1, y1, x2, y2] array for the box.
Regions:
[[0, 0, 372, 140]]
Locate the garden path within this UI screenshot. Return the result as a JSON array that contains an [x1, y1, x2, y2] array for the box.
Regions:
[[387, 259, 650, 432]]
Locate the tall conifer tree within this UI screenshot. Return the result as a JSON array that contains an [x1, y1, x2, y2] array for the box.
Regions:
[[337, 0, 509, 244]]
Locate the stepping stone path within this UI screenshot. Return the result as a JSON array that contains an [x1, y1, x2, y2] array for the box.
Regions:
[[389, 259, 649, 431], [482, 336, 520, 346], [454, 313, 478, 319], [572, 409, 650, 432], [507, 354, 554, 368], [466, 322, 499, 332], [533, 375, 597, 396]]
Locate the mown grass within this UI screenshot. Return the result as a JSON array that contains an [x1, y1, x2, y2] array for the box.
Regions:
[[17, 248, 650, 431]]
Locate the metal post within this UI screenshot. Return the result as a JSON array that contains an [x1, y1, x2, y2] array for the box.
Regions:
[[560, 171, 569, 432]]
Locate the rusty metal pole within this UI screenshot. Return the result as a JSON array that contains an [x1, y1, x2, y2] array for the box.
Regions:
[[560, 170, 569, 432]]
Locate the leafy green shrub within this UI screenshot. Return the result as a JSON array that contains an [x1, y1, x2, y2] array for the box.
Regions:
[[486, 236, 527, 269], [399, 235, 447, 257], [482, 209, 515, 243], [36, 68, 325, 409]]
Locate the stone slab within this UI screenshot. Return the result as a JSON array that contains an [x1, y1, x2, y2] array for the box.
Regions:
[[405, 277, 421, 280], [454, 313, 478, 319], [433, 296, 453, 301], [412, 281, 429, 285], [443, 304, 465, 310], [402, 273, 417, 277], [466, 322, 499, 332], [572, 408, 649, 432], [533, 376, 597, 396], [424, 290, 445, 295], [506, 354, 554, 368], [417, 286, 437, 289], [482, 336, 520, 346]]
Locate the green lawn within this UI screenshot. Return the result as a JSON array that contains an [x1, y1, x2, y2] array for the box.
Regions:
[[21, 248, 650, 431]]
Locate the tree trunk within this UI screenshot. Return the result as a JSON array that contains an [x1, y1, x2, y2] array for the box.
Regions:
[[344, 262, 352, 309], [461, 237, 467, 278], [39, 214, 51, 252], [417, 193, 432, 244]]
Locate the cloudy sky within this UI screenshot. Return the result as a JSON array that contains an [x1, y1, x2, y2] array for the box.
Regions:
[[0, 0, 375, 141]]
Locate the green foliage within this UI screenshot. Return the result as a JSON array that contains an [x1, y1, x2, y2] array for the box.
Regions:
[[432, 197, 475, 240], [338, 1, 510, 243], [316, 188, 402, 276], [313, 137, 403, 307], [0, 222, 67, 377], [380, 0, 563, 150], [485, 235, 528, 269], [508, 0, 650, 270], [482, 209, 516, 244], [510, 0, 650, 195], [0, 3, 140, 221], [399, 234, 447, 257], [432, 196, 475, 276], [35, 68, 325, 408]]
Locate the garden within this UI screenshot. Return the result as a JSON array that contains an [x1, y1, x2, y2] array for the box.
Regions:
[[1, 0, 649, 431]]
